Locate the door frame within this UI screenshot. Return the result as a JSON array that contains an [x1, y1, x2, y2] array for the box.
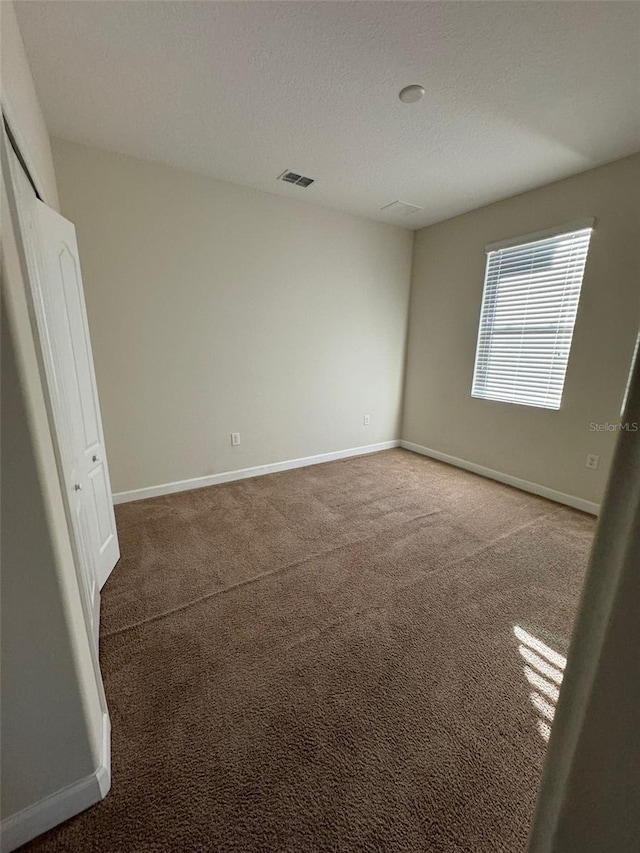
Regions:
[[3, 121, 105, 662], [1, 117, 111, 853]]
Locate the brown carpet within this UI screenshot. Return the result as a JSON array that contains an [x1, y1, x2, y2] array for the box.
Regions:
[[24, 449, 595, 852]]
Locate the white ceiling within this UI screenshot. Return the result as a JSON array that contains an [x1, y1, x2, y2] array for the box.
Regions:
[[15, 1, 640, 230]]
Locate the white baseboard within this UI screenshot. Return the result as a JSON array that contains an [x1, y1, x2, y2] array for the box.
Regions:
[[400, 440, 600, 516], [113, 438, 600, 515], [113, 440, 401, 504], [0, 712, 111, 852], [96, 712, 111, 799]]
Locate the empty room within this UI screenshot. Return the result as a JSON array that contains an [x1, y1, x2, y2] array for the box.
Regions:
[[2, 1, 640, 851]]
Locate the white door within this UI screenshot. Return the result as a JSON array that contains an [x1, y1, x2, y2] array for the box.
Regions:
[[30, 200, 121, 591], [6, 138, 120, 649]]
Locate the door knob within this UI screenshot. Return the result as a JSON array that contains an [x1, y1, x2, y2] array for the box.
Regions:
[[74, 483, 82, 491], [92, 455, 100, 463]]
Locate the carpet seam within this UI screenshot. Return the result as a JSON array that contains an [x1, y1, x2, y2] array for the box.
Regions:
[[277, 508, 569, 655], [100, 511, 444, 639], [101, 505, 563, 642]]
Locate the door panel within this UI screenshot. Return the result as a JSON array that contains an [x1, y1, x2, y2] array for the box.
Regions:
[[32, 201, 121, 590], [57, 245, 101, 450], [88, 458, 117, 557]]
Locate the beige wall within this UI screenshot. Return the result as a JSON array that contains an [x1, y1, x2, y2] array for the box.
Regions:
[[403, 154, 640, 506], [51, 138, 414, 495]]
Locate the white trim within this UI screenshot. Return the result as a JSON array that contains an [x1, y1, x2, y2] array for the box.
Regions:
[[95, 712, 111, 799], [0, 713, 110, 852], [113, 441, 401, 504], [485, 217, 595, 253], [400, 440, 600, 516]]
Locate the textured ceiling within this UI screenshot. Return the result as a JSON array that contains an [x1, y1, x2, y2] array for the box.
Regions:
[[15, 1, 640, 230]]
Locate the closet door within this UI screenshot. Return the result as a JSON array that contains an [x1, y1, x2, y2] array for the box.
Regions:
[[30, 200, 121, 590]]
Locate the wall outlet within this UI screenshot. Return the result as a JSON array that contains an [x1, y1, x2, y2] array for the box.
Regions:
[[586, 453, 599, 470], [231, 432, 241, 447], [363, 414, 371, 426]]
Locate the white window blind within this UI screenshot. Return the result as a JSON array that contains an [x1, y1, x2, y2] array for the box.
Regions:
[[471, 224, 593, 410]]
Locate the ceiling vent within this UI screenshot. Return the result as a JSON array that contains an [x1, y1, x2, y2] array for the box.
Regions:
[[278, 170, 315, 188], [381, 200, 423, 217]]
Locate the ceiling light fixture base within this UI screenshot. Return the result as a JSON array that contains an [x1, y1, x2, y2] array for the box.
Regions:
[[399, 84, 425, 104]]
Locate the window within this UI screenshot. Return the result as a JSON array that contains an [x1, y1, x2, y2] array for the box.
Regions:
[[471, 221, 593, 410]]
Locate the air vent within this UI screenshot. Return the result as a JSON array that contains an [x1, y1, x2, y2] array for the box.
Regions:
[[278, 170, 315, 188], [380, 200, 423, 217]]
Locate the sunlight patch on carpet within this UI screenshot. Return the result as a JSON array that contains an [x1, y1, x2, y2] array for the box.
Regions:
[[514, 625, 567, 742]]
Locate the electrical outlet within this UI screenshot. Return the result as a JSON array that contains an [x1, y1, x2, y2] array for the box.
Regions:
[[586, 453, 599, 470], [231, 432, 241, 447], [364, 414, 371, 426]]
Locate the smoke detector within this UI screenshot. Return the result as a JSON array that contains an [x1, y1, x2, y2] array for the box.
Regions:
[[381, 200, 423, 217], [278, 170, 315, 188]]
